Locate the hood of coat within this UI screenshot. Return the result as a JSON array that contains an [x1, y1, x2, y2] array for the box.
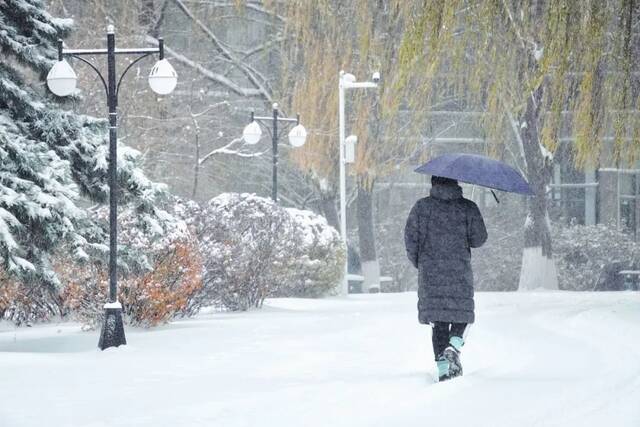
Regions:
[[430, 182, 463, 200]]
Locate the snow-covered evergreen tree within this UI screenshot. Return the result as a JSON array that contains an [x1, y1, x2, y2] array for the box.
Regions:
[[0, 1, 173, 300]]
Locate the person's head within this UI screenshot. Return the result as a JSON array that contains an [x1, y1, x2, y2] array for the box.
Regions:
[[431, 175, 458, 186]]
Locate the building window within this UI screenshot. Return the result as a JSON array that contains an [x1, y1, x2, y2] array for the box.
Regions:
[[549, 146, 588, 225]]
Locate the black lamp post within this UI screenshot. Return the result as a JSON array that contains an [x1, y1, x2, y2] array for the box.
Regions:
[[46, 26, 177, 350], [242, 103, 307, 202]]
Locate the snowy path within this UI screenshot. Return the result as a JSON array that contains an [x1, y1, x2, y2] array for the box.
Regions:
[[1, 292, 639, 427]]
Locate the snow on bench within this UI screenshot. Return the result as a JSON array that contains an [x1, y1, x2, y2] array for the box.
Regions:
[[618, 270, 640, 276], [347, 274, 393, 283]]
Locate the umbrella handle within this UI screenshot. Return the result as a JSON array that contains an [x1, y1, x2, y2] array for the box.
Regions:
[[490, 190, 500, 204]]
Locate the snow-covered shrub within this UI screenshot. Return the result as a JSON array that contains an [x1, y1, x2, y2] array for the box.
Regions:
[[196, 193, 300, 311], [552, 223, 640, 291], [0, 271, 62, 325], [276, 208, 345, 298], [61, 240, 202, 328], [59, 206, 203, 328], [173, 198, 203, 231], [57, 259, 107, 329]]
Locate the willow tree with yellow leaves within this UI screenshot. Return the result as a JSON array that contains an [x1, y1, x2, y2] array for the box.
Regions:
[[397, 0, 639, 290], [276, 1, 434, 291]]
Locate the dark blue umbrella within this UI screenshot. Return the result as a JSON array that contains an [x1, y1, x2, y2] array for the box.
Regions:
[[415, 153, 534, 199]]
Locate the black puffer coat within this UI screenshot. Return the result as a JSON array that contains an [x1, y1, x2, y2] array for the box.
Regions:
[[404, 182, 487, 324]]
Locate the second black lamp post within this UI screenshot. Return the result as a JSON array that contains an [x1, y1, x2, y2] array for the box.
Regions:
[[242, 103, 307, 202]]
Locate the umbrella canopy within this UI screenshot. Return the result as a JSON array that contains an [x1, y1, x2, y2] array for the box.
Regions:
[[415, 153, 534, 196]]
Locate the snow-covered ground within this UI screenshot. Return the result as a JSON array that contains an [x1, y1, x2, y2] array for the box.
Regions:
[[1, 292, 639, 427]]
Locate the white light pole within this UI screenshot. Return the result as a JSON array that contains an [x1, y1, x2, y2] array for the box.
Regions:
[[338, 70, 379, 296]]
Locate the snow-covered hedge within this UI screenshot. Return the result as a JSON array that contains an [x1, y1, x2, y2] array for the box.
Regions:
[[0, 270, 62, 326], [4, 193, 345, 324], [277, 208, 345, 298], [195, 193, 344, 311], [196, 193, 295, 311], [553, 223, 640, 291]]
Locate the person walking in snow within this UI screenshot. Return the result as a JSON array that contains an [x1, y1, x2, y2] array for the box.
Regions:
[[404, 175, 487, 381]]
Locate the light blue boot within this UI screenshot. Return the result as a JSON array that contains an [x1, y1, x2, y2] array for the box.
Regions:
[[449, 336, 464, 352], [443, 336, 464, 377], [436, 357, 450, 381]]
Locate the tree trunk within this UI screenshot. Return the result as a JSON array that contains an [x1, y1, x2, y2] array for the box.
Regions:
[[356, 182, 380, 293], [597, 170, 618, 227], [191, 130, 200, 199], [319, 191, 339, 230], [518, 85, 558, 290]]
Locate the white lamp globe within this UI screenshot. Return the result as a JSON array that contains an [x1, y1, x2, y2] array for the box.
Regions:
[[342, 73, 356, 84], [47, 59, 77, 97], [148, 59, 177, 95], [242, 121, 262, 145], [288, 124, 307, 148]]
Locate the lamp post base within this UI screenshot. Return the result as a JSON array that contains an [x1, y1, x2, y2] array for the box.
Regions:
[[98, 303, 127, 350]]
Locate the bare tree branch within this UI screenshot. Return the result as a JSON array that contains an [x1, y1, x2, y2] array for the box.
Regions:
[[171, 0, 273, 101], [180, 0, 287, 24], [146, 36, 265, 98], [199, 138, 266, 165]]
